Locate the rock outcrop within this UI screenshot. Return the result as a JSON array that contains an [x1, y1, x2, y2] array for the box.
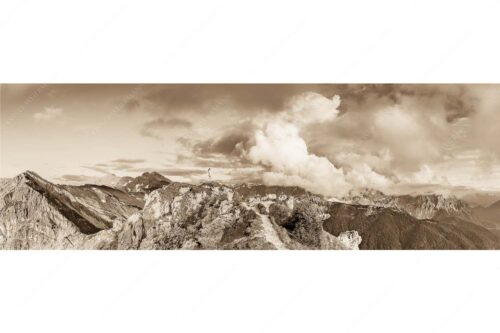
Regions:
[[0, 172, 361, 250], [3, 171, 499, 250], [0, 171, 142, 249], [115, 182, 360, 250]]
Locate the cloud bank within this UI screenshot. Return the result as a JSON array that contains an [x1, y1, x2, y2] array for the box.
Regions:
[[183, 85, 500, 197], [246, 93, 347, 196], [140, 117, 192, 139], [6, 84, 500, 196], [243, 92, 396, 197]]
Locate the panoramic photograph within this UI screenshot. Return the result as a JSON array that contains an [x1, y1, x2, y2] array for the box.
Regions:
[[1, 84, 500, 250]]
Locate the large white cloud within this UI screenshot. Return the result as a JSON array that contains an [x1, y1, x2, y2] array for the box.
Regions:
[[282, 92, 341, 125], [192, 86, 500, 195], [246, 92, 390, 197], [248, 121, 349, 196]]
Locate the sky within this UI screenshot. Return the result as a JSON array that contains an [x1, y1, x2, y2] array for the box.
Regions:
[[2, 84, 500, 199]]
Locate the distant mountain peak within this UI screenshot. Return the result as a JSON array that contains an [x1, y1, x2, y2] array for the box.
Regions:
[[141, 171, 164, 177], [344, 188, 473, 221], [351, 187, 386, 196], [1, 171, 499, 250], [118, 171, 172, 194], [347, 188, 387, 199]]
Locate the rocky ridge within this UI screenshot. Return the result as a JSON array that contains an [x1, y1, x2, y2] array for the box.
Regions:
[[324, 202, 499, 249], [0, 172, 361, 250], [345, 188, 474, 221], [2, 172, 499, 250]]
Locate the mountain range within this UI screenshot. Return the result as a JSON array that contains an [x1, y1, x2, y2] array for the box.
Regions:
[[344, 188, 500, 231], [0, 171, 499, 249]]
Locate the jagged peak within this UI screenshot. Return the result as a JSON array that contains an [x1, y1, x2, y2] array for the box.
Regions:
[[13, 170, 48, 184], [346, 188, 387, 199], [141, 171, 159, 177], [139, 171, 171, 182], [117, 171, 172, 193], [17, 170, 39, 177], [346, 187, 463, 202], [410, 193, 465, 206]]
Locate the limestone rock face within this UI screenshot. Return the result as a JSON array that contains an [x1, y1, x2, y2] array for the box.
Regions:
[[0, 171, 142, 249], [4, 171, 500, 249], [0, 172, 84, 249], [345, 189, 474, 221], [337, 231, 362, 250], [0, 172, 361, 250], [113, 182, 359, 250]]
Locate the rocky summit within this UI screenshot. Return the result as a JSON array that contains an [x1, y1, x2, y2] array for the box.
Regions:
[[0, 171, 361, 250], [1, 171, 499, 250]]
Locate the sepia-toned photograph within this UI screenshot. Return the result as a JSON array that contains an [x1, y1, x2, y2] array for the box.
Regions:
[[2, 84, 500, 250], [3, 1, 500, 332]]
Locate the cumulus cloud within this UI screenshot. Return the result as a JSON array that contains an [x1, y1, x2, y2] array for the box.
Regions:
[[12, 84, 500, 195], [282, 92, 341, 125], [143, 85, 500, 196], [245, 92, 394, 197], [33, 107, 63, 120], [181, 91, 399, 196], [345, 164, 393, 189], [248, 121, 349, 196], [135, 85, 495, 192], [305, 87, 469, 182], [309, 86, 500, 193]]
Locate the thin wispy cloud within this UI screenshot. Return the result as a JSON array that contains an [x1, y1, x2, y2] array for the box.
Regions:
[[33, 107, 63, 120], [111, 158, 146, 164]]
